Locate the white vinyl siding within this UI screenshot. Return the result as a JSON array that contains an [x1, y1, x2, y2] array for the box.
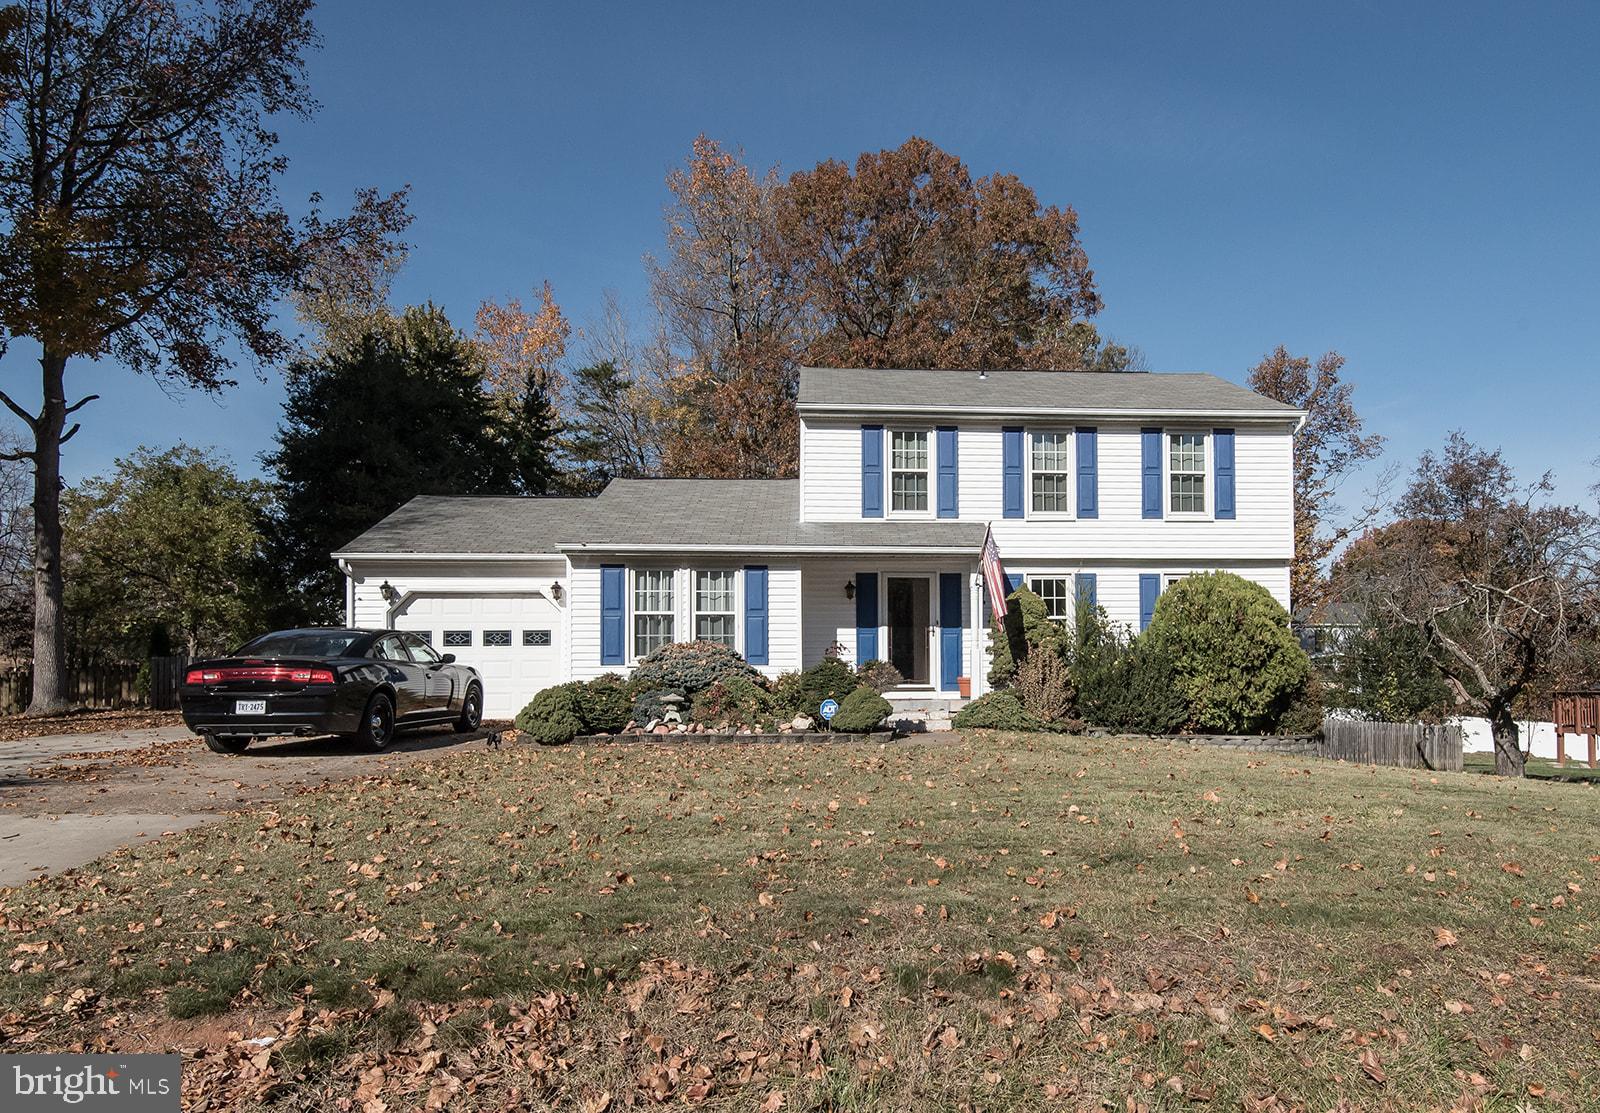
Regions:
[[694, 570, 736, 646]]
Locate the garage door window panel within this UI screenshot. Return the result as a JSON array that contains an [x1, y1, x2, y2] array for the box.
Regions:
[[483, 630, 512, 647], [523, 629, 552, 647], [694, 570, 736, 646], [443, 630, 472, 648], [633, 570, 675, 658]]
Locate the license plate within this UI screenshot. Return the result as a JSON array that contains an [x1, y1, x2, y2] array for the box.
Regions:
[[235, 699, 267, 715]]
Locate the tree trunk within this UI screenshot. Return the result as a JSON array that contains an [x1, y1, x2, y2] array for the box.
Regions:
[[26, 349, 71, 716], [1490, 708, 1525, 778]]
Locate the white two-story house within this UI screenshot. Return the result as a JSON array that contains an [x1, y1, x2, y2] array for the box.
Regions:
[[335, 367, 1303, 717]]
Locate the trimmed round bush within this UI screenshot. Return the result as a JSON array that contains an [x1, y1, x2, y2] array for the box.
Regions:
[[1144, 571, 1311, 733], [629, 640, 759, 696], [952, 690, 1043, 732], [579, 674, 632, 734], [830, 685, 892, 732], [988, 586, 1065, 688], [515, 683, 586, 745]]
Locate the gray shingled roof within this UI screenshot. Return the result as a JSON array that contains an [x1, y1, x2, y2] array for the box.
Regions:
[[559, 480, 984, 552], [336, 481, 985, 557], [797, 366, 1301, 416], [334, 495, 597, 556]]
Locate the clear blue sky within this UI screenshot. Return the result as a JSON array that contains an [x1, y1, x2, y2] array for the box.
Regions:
[[6, 0, 1597, 508]]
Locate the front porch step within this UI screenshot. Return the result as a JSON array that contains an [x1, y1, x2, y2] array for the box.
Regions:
[[886, 696, 968, 733]]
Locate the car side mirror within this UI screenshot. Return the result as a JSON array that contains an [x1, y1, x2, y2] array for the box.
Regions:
[[438, 653, 456, 664]]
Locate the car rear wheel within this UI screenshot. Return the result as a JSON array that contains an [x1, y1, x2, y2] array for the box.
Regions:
[[203, 734, 251, 755], [356, 692, 395, 751], [455, 683, 482, 733]]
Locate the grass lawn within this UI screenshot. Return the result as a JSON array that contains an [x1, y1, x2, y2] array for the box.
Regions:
[[2, 733, 1597, 1111], [1465, 752, 1600, 784]]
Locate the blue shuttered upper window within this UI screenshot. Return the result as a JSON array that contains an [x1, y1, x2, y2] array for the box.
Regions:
[[861, 425, 884, 518], [1214, 428, 1236, 520], [1141, 429, 1163, 519], [1001, 428, 1024, 519], [936, 426, 959, 518], [1075, 427, 1098, 519]]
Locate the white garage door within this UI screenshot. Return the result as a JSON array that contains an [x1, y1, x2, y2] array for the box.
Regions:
[[391, 593, 561, 718]]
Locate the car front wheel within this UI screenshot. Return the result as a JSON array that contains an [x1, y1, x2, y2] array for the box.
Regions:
[[455, 683, 482, 733], [355, 692, 395, 751]]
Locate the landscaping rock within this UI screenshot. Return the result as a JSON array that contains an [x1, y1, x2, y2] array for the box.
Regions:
[[791, 715, 814, 731]]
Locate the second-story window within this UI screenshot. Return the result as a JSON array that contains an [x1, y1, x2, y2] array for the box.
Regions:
[[890, 430, 929, 513], [1169, 433, 1207, 514], [1030, 432, 1071, 513], [694, 570, 736, 646]]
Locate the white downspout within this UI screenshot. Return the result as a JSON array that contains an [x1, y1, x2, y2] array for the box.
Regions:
[[336, 558, 355, 627]]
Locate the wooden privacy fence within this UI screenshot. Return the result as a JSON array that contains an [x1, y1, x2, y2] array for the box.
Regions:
[[1320, 717, 1464, 772], [0, 656, 189, 715]]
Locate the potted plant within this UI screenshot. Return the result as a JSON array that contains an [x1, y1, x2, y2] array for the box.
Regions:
[[957, 676, 971, 698]]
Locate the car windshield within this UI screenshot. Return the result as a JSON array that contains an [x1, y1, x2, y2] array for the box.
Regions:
[[233, 631, 364, 658]]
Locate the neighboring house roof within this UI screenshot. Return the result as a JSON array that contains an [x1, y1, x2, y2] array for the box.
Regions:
[[797, 366, 1304, 420], [335, 481, 986, 559]]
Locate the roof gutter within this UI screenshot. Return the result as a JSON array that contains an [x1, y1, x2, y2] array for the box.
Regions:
[[332, 551, 564, 562], [556, 542, 982, 555], [798, 403, 1306, 423]]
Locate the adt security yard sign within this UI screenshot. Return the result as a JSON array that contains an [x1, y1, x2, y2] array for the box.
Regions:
[[819, 698, 839, 724]]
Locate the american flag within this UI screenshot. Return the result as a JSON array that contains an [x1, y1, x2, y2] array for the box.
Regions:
[[981, 525, 1010, 617]]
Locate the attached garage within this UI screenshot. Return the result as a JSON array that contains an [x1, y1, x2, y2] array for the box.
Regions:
[[390, 592, 562, 718]]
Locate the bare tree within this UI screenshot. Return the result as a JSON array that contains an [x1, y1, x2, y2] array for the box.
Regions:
[[1341, 434, 1598, 775], [0, 1, 407, 712]]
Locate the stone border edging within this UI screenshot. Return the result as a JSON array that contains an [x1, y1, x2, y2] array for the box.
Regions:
[[552, 730, 899, 747]]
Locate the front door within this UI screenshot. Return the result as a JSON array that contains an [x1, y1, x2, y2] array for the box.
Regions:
[[886, 576, 932, 685]]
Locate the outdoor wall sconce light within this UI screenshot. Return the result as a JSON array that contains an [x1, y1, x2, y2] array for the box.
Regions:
[[844, 580, 856, 601], [550, 581, 564, 602], [379, 581, 400, 604]]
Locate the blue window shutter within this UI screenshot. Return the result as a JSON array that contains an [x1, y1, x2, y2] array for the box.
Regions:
[[1139, 574, 1161, 632], [1075, 572, 1097, 612], [600, 565, 625, 665], [744, 566, 768, 666], [1075, 427, 1098, 519], [1002, 427, 1024, 519], [936, 426, 959, 518], [1006, 572, 1022, 593], [861, 425, 884, 518], [855, 572, 879, 662], [939, 573, 963, 691], [1141, 428, 1163, 519], [1214, 428, 1236, 520]]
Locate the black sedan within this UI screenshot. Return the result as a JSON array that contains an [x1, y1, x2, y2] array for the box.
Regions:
[[180, 628, 484, 754]]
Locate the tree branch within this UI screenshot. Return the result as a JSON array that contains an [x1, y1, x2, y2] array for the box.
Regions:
[[62, 394, 99, 417], [0, 389, 38, 432]]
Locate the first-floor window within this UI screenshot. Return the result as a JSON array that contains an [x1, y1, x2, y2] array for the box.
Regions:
[[1169, 433, 1207, 514], [1027, 576, 1071, 622], [694, 570, 736, 646], [633, 569, 675, 658]]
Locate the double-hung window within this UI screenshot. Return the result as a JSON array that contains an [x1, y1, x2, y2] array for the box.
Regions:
[[1030, 432, 1071, 514], [1169, 433, 1207, 514], [633, 570, 675, 658], [889, 431, 929, 513], [694, 570, 736, 647], [1026, 576, 1071, 623]]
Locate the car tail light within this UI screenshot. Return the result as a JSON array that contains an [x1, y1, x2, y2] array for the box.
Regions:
[[185, 666, 336, 685]]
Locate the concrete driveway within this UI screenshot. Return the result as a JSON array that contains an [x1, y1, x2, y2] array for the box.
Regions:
[[0, 721, 499, 887]]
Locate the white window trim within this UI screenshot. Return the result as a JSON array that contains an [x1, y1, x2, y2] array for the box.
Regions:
[[692, 568, 739, 648], [1024, 573, 1074, 624], [1163, 429, 1213, 521], [1025, 428, 1074, 519], [886, 427, 934, 520], [1162, 572, 1193, 590], [629, 567, 677, 663]]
